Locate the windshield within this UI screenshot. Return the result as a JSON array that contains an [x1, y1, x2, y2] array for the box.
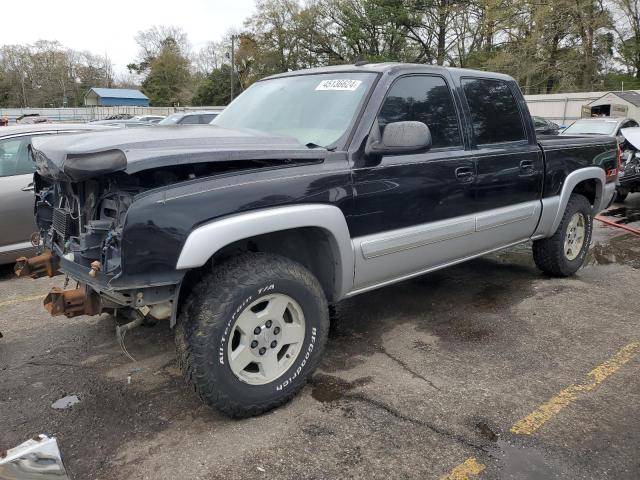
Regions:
[[562, 119, 618, 136], [212, 72, 377, 147], [158, 113, 183, 125]]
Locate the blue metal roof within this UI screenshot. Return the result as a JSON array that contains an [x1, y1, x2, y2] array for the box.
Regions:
[[88, 88, 149, 100]]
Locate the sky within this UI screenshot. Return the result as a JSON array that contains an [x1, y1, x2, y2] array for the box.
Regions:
[[1, 0, 256, 74]]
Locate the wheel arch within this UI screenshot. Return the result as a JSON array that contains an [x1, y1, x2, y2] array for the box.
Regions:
[[175, 204, 355, 303], [548, 167, 605, 235]]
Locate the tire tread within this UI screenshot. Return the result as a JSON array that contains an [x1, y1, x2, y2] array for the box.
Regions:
[[175, 253, 328, 418], [532, 193, 592, 277]]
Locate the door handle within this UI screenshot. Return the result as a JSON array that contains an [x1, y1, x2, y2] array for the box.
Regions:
[[455, 167, 474, 182], [21, 183, 34, 192], [520, 160, 534, 172]]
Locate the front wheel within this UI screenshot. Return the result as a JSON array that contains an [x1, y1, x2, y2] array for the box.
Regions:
[[532, 193, 593, 277], [175, 252, 329, 417]]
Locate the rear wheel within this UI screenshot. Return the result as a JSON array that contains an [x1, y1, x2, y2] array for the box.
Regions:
[[532, 194, 593, 277], [175, 252, 329, 417]]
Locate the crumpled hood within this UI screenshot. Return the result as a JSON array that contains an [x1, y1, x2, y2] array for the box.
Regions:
[[32, 125, 320, 180]]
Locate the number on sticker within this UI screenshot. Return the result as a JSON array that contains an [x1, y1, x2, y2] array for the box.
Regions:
[[315, 79, 362, 91]]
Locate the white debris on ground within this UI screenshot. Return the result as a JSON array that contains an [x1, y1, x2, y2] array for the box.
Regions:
[[51, 394, 80, 409]]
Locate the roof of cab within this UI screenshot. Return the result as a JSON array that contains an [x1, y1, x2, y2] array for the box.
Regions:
[[262, 62, 514, 82]]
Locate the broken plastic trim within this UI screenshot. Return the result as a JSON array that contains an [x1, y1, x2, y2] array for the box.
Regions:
[[0, 434, 69, 479]]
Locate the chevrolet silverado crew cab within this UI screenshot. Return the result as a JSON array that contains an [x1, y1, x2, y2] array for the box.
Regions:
[[19, 63, 619, 417]]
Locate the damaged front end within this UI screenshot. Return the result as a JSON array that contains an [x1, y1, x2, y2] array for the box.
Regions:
[[17, 126, 322, 322], [18, 147, 182, 322]]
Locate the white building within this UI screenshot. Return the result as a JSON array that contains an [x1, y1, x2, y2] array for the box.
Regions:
[[525, 90, 640, 125]]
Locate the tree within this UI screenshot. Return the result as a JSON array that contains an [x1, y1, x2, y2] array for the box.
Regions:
[[0, 41, 114, 108], [141, 38, 192, 106], [192, 64, 241, 105], [194, 41, 227, 76], [128, 25, 190, 74], [611, 0, 640, 78]]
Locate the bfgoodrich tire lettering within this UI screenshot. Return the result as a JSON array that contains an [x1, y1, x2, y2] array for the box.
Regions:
[[532, 193, 593, 277], [175, 252, 328, 417]]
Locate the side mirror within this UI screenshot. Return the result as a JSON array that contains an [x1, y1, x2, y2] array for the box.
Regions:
[[366, 121, 432, 156]]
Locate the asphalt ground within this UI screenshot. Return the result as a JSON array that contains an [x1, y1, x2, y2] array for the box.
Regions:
[[1, 194, 639, 480]]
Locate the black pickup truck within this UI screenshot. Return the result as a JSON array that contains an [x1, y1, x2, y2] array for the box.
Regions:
[[20, 63, 618, 417]]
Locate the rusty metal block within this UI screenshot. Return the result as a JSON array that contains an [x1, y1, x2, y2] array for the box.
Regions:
[[14, 251, 60, 279], [44, 287, 101, 318]]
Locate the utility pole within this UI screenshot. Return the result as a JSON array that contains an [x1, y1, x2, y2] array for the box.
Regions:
[[230, 35, 237, 103]]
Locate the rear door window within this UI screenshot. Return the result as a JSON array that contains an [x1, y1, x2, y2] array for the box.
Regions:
[[0, 136, 35, 177], [377, 75, 461, 149], [462, 78, 526, 144], [180, 115, 201, 125], [200, 114, 217, 124]]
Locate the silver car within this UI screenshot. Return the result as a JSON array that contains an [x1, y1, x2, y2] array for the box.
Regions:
[[561, 117, 639, 144], [0, 124, 114, 264]]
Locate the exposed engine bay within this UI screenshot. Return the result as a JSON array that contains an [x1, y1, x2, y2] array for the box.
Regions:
[[36, 172, 141, 275]]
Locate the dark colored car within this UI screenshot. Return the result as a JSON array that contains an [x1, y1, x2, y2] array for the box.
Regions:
[[23, 63, 618, 418], [16, 114, 50, 124], [157, 111, 221, 125], [532, 116, 561, 135]]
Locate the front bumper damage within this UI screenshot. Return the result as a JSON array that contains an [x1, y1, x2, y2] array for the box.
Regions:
[[14, 251, 60, 279], [16, 248, 181, 323], [44, 287, 101, 318]]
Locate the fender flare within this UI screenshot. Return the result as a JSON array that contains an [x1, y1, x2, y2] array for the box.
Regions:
[[549, 167, 605, 235], [175, 204, 354, 301]]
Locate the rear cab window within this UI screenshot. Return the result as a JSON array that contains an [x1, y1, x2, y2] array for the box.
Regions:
[[461, 78, 527, 145], [377, 75, 462, 149]]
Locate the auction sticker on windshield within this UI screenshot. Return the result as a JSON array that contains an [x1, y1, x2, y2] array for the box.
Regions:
[[315, 79, 362, 91]]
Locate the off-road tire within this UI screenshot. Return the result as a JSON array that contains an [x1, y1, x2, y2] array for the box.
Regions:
[[532, 193, 593, 277], [175, 252, 329, 417], [615, 189, 628, 202]]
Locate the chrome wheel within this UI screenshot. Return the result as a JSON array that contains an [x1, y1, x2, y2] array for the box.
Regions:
[[564, 212, 586, 261], [227, 293, 306, 385]]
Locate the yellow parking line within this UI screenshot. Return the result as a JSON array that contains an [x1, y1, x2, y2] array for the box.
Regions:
[[0, 294, 45, 308], [511, 341, 640, 435], [442, 457, 485, 480], [441, 341, 640, 479]]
